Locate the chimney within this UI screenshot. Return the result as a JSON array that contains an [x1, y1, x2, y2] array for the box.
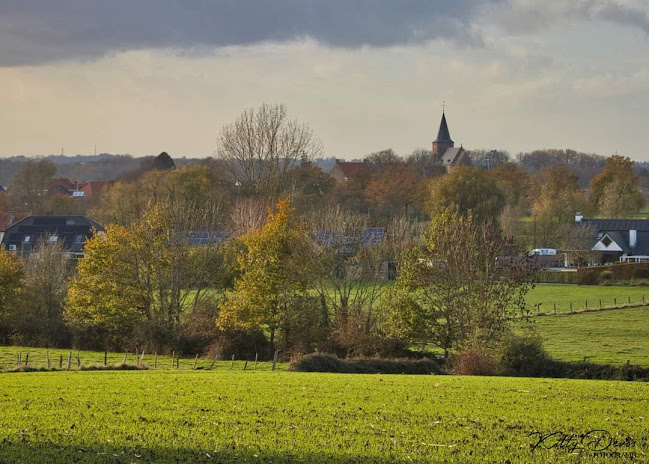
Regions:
[[575, 212, 583, 223]]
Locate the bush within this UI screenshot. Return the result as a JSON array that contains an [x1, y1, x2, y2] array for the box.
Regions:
[[448, 347, 499, 376], [500, 334, 548, 376], [289, 353, 443, 375]]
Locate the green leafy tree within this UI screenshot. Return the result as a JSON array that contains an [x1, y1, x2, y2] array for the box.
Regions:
[[384, 210, 534, 359], [218, 199, 317, 356], [0, 249, 24, 343], [590, 155, 644, 218], [428, 166, 505, 223], [530, 165, 590, 248]]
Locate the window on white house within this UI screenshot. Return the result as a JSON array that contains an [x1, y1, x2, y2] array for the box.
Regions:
[[48, 235, 59, 243], [601, 235, 612, 247]]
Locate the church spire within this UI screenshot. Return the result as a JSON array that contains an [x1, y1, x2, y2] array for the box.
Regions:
[[434, 112, 454, 144]]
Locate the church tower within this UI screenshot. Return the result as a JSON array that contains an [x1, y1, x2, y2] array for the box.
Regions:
[[432, 112, 454, 158]]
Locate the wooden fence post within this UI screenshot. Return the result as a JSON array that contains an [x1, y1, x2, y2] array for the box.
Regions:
[[59, 355, 63, 369], [599, 299, 602, 309], [254, 353, 258, 371], [46, 351, 51, 369], [628, 296, 631, 304], [171, 351, 175, 368], [104, 351, 108, 366], [24, 353, 29, 367], [76, 351, 81, 368], [123, 352, 128, 364], [140, 350, 145, 367], [272, 351, 278, 371], [554, 303, 556, 314], [585, 299, 588, 309], [193, 354, 199, 370], [614, 297, 617, 305], [67, 352, 72, 370], [570, 301, 573, 312], [230, 354, 235, 370], [209, 354, 219, 370], [154, 352, 158, 369]]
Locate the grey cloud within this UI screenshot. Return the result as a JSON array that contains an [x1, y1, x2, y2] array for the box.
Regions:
[[0, 0, 491, 66], [494, 0, 649, 35]]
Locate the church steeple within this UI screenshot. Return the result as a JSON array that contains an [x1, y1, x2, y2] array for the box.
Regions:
[[433, 111, 455, 157]]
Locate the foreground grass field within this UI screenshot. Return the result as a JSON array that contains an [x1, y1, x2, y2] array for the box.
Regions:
[[520, 306, 649, 366], [0, 371, 647, 463]]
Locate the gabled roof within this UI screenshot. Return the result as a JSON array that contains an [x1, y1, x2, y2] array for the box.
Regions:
[[331, 161, 365, 178], [582, 219, 649, 232], [433, 112, 454, 144], [1, 215, 104, 253], [314, 227, 386, 255], [0, 212, 30, 232], [440, 147, 464, 165], [78, 181, 107, 196], [50, 178, 76, 194]]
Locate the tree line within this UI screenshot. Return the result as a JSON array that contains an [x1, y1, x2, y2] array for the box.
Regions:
[[0, 103, 646, 361]]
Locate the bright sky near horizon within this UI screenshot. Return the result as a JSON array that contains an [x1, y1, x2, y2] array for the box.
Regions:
[[0, 1, 648, 160]]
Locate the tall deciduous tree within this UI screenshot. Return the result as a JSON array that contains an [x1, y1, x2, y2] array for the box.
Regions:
[[428, 166, 505, 223], [590, 155, 644, 218], [10, 159, 56, 213], [530, 164, 589, 248], [217, 104, 323, 196], [384, 210, 534, 358], [218, 199, 317, 356], [364, 164, 424, 218], [0, 248, 24, 343]]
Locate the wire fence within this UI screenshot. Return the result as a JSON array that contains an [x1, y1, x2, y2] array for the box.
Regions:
[[0, 348, 283, 372]]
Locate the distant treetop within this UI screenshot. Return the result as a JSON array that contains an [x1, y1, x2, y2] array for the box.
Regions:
[[153, 152, 176, 170]]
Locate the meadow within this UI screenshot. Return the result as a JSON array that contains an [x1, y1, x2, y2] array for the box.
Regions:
[[524, 284, 649, 313], [0, 371, 647, 463], [519, 306, 649, 366]]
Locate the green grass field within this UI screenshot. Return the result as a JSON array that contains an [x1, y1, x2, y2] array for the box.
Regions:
[[518, 306, 649, 366], [525, 284, 649, 313], [0, 346, 285, 372], [0, 371, 647, 463]]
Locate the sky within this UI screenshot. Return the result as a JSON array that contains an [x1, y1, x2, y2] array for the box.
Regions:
[[1, 1, 648, 160]]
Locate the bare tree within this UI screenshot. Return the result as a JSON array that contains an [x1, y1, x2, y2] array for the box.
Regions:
[[230, 197, 269, 237], [10, 159, 56, 213], [217, 103, 323, 195], [310, 207, 391, 355]]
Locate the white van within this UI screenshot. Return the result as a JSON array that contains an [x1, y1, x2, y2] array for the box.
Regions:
[[531, 248, 557, 256]]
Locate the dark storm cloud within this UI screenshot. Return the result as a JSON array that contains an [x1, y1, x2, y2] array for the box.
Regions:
[[0, 0, 491, 66]]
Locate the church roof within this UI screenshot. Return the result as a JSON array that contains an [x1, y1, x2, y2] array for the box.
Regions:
[[440, 147, 464, 165], [434, 112, 454, 144]]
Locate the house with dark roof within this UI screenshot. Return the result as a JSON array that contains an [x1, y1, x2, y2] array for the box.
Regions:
[[0, 212, 31, 243], [1, 215, 104, 258], [433, 112, 471, 172], [575, 212, 649, 263]]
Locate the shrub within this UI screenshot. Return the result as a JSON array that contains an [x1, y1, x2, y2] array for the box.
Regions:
[[448, 347, 499, 376], [289, 353, 443, 375], [500, 334, 548, 376]]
